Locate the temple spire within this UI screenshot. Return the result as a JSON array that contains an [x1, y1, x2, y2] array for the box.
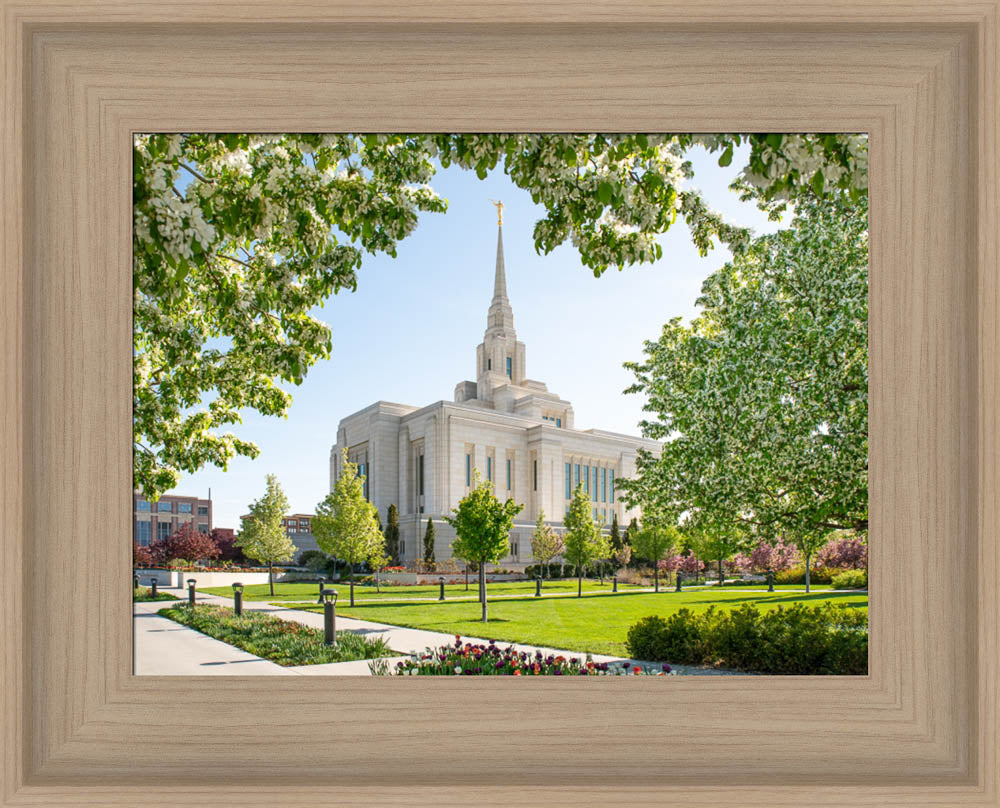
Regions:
[[493, 221, 508, 303]]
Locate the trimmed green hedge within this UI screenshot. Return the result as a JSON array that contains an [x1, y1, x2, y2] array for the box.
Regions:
[[159, 604, 391, 666], [831, 569, 868, 589], [625, 603, 868, 675], [773, 566, 837, 585]]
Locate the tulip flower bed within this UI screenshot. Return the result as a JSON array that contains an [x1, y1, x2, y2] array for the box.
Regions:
[[158, 604, 392, 666], [385, 636, 679, 676]]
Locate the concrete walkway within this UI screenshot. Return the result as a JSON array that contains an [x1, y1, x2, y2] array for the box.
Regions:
[[135, 589, 735, 676]]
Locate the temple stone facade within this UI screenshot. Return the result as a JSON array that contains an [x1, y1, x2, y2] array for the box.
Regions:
[[330, 220, 660, 568]]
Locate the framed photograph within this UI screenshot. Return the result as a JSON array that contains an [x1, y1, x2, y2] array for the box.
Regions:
[[2, 1, 998, 805]]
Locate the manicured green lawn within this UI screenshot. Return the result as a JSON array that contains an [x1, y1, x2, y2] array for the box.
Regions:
[[200, 579, 649, 603], [293, 588, 867, 657]]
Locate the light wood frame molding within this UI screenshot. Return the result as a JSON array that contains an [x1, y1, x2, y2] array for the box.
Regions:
[[1, 1, 998, 805]]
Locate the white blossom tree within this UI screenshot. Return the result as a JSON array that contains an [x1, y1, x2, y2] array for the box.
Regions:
[[133, 133, 867, 498], [620, 193, 868, 551]]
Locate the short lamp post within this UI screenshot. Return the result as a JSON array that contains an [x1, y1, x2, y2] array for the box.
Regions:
[[612, 575, 618, 593], [535, 576, 542, 597], [232, 582, 244, 616], [676, 571, 683, 593], [438, 576, 445, 601], [316, 575, 327, 604], [133, 574, 140, 591], [150, 578, 158, 598], [187, 579, 196, 608], [321, 588, 338, 646], [767, 570, 775, 593]]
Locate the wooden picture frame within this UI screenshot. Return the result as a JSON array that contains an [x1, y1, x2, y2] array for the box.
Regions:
[[1, 1, 997, 805]]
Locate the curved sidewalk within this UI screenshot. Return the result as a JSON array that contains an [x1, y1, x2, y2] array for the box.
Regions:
[[135, 590, 734, 676]]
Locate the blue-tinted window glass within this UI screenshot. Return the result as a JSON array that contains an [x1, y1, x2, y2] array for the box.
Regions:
[[506, 357, 512, 377], [137, 500, 151, 512], [487, 456, 492, 481], [592, 466, 599, 500], [556, 418, 561, 428], [584, 466, 589, 495], [136, 521, 151, 546], [610, 469, 615, 502], [575, 464, 580, 487], [506, 459, 512, 490], [602, 468, 607, 502], [565, 463, 571, 499], [466, 454, 471, 486]]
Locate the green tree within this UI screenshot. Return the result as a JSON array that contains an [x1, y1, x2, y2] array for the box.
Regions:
[[312, 449, 384, 606], [234, 474, 295, 596], [444, 472, 522, 622], [686, 524, 743, 588], [563, 483, 601, 598], [423, 518, 436, 570], [133, 133, 866, 498], [787, 528, 830, 594], [609, 512, 622, 554], [620, 195, 868, 545], [384, 504, 401, 565], [529, 510, 564, 589], [631, 520, 679, 593]]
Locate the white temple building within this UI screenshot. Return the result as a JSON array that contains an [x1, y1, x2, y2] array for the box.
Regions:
[[330, 213, 660, 568]]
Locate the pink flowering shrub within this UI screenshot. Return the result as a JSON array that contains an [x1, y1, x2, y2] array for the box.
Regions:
[[744, 540, 802, 573], [815, 537, 868, 570]]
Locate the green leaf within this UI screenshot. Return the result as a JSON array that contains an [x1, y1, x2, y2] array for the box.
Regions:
[[718, 146, 733, 167], [597, 181, 614, 205]]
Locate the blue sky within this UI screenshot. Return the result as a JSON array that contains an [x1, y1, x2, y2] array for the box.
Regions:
[[170, 144, 784, 529]]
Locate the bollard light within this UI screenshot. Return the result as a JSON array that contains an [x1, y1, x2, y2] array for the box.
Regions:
[[316, 575, 326, 604], [438, 576, 445, 601], [767, 570, 775, 593], [187, 578, 196, 608], [613, 575, 618, 593], [150, 578, 158, 598], [321, 588, 338, 646], [232, 581, 244, 616], [535, 576, 541, 597], [134, 574, 140, 591], [676, 571, 683, 593]]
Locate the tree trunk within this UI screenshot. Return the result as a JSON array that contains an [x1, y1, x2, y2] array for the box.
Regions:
[[578, 567, 582, 598], [718, 558, 724, 587], [465, 564, 469, 591], [805, 552, 811, 594], [375, 566, 381, 593], [654, 564, 659, 593], [268, 560, 274, 596], [480, 564, 487, 622], [350, 565, 355, 606], [599, 561, 604, 585]]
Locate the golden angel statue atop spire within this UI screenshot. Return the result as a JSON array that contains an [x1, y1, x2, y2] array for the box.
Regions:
[[489, 199, 504, 225]]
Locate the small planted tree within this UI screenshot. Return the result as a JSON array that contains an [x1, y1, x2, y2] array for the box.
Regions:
[[235, 474, 296, 596], [444, 472, 522, 622], [631, 520, 679, 593], [423, 518, 436, 571], [312, 449, 384, 606], [529, 510, 564, 590], [384, 504, 401, 565], [563, 483, 600, 598]]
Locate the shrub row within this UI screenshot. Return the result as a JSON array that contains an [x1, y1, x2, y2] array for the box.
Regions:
[[831, 569, 868, 589], [159, 604, 391, 666], [625, 603, 868, 675], [773, 566, 838, 585]]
